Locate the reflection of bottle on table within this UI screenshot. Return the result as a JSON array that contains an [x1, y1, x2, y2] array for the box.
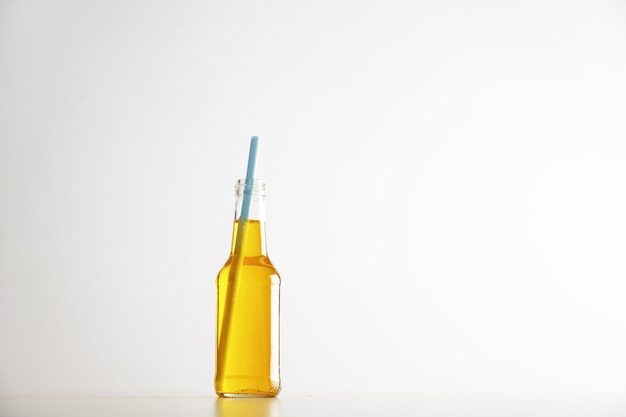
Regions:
[[215, 397, 280, 417], [215, 179, 281, 397]]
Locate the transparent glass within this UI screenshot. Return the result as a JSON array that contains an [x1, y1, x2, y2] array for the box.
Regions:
[[215, 179, 281, 397]]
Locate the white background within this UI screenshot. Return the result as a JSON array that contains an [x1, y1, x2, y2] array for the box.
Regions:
[[1, 0, 626, 395]]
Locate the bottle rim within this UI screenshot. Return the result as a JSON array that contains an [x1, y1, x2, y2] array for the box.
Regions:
[[235, 178, 266, 196]]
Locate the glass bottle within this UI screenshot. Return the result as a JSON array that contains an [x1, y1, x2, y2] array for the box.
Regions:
[[215, 179, 281, 397]]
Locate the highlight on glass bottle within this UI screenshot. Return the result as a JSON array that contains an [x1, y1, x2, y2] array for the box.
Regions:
[[215, 178, 281, 397]]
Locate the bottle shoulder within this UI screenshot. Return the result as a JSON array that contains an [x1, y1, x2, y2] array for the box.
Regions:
[[217, 256, 280, 283], [220, 254, 277, 268]]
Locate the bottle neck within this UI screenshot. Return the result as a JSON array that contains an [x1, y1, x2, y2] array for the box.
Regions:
[[230, 179, 268, 257]]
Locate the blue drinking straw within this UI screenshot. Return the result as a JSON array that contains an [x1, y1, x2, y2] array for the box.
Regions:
[[216, 136, 260, 378], [240, 136, 259, 221]]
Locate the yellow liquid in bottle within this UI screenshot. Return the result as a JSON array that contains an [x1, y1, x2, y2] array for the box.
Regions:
[[215, 220, 281, 397]]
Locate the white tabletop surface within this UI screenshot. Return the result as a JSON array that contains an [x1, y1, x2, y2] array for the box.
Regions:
[[1, 392, 625, 417]]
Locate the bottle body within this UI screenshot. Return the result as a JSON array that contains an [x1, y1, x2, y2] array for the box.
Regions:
[[215, 180, 281, 397]]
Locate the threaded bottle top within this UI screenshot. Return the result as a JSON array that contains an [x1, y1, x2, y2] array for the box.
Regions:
[[235, 178, 266, 197]]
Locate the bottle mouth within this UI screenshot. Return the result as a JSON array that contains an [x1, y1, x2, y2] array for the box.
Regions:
[[235, 178, 266, 196]]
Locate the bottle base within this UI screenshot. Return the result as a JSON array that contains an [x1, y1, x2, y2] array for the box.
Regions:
[[215, 383, 281, 398], [218, 392, 279, 398]]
